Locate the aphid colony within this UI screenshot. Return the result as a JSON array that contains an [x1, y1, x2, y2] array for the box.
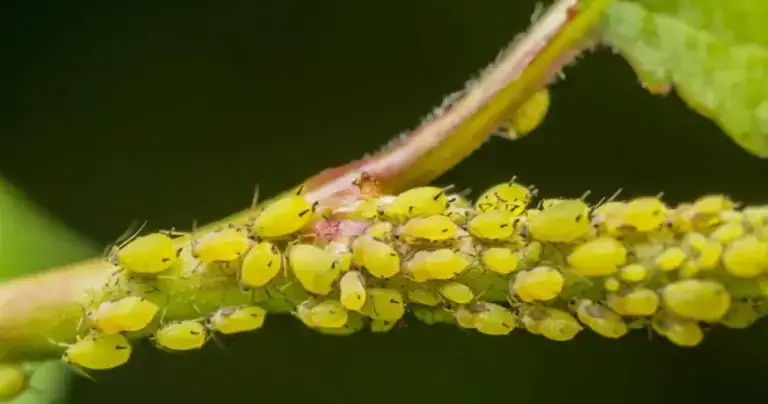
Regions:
[[46, 178, 768, 376]]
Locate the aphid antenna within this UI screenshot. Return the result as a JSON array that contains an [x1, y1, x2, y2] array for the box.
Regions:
[[104, 220, 148, 259], [579, 189, 592, 202], [67, 365, 96, 382], [250, 183, 261, 211]]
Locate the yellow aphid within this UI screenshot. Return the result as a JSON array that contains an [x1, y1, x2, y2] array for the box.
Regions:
[[380, 186, 449, 222], [481, 247, 519, 275], [252, 187, 316, 238], [406, 249, 470, 281], [113, 233, 180, 275], [723, 235, 768, 278], [720, 300, 760, 329], [665, 203, 695, 233], [467, 210, 521, 241], [692, 240, 723, 270], [683, 232, 708, 251], [370, 319, 399, 333], [474, 181, 534, 214], [438, 282, 475, 304], [652, 313, 703, 347], [61, 333, 132, 370], [444, 193, 474, 225], [359, 288, 406, 322], [619, 263, 648, 283], [620, 197, 667, 232], [89, 296, 159, 335], [192, 226, 251, 263], [518, 241, 542, 267], [239, 241, 282, 288], [473, 302, 516, 336], [288, 244, 341, 295], [591, 201, 627, 236], [0, 363, 27, 401], [521, 307, 582, 342], [573, 299, 628, 339], [154, 320, 208, 351], [512, 266, 564, 302], [398, 215, 458, 245], [606, 288, 659, 317], [339, 271, 367, 310], [662, 279, 731, 321], [502, 88, 550, 139], [603, 277, 621, 292], [208, 305, 266, 334], [407, 286, 443, 306], [688, 194, 735, 226], [365, 221, 394, 241], [294, 300, 318, 327], [567, 237, 627, 277], [654, 247, 687, 272], [326, 243, 352, 272], [314, 311, 366, 336], [527, 199, 591, 243], [454, 306, 476, 329], [332, 198, 381, 220], [351, 236, 400, 279], [404, 251, 433, 282], [711, 221, 745, 244], [309, 300, 348, 329]]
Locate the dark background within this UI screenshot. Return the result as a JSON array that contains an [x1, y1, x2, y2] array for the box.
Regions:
[[3, 1, 768, 403]]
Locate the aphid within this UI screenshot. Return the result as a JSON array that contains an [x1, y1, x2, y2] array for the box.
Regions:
[[309, 300, 348, 329], [620, 197, 668, 232], [252, 186, 316, 238], [691, 239, 723, 270], [153, 320, 208, 351], [370, 319, 399, 333], [407, 286, 443, 306], [398, 215, 458, 245], [351, 236, 400, 279], [89, 296, 160, 335], [521, 307, 582, 341], [0, 363, 28, 401], [518, 241, 542, 267], [239, 241, 282, 288], [472, 302, 516, 335], [661, 279, 731, 321], [603, 277, 621, 292], [294, 300, 318, 327], [481, 247, 519, 275], [359, 288, 405, 322], [208, 305, 266, 334], [57, 333, 133, 370], [688, 194, 735, 226], [654, 247, 687, 272], [527, 199, 591, 243], [444, 192, 474, 225], [567, 237, 627, 277], [711, 221, 745, 244], [332, 198, 381, 220], [453, 306, 476, 329], [365, 221, 394, 241], [572, 299, 628, 339], [192, 226, 251, 264], [499, 88, 550, 140], [111, 233, 180, 275], [619, 263, 648, 283], [591, 201, 627, 237], [313, 311, 365, 336], [326, 242, 352, 272], [437, 282, 475, 304], [339, 271, 367, 311], [652, 312, 703, 347], [422, 249, 471, 280], [474, 180, 535, 214], [512, 266, 564, 302], [380, 186, 449, 222], [720, 299, 760, 329], [288, 244, 341, 295], [467, 210, 521, 241], [723, 235, 768, 278], [606, 288, 659, 317]]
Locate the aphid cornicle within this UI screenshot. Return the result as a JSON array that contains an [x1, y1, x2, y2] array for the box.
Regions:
[[58, 333, 133, 370], [288, 244, 341, 295], [89, 296, 160, 335], [153, 320, 208, 351], [0, 363, 28, 401], [112, 232, 181, 275], [239, 241, 283, 288], [208, 305, 267, 335], [380, 186, 449, 222], [192, 225, 251, 264], [527, 199, 591, 243], [251, 186, 317, 239], [474, 180, 535, 214]]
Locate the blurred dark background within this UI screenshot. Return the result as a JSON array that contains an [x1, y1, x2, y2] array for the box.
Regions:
[[2, 0, 768, 403]]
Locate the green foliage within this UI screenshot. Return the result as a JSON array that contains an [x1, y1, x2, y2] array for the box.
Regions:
[[600, 0, 768, 157]]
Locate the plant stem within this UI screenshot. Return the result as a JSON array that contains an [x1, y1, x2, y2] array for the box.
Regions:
[[0, 0, 612, 362]]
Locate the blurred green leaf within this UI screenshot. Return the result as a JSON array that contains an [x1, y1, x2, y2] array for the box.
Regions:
[[600, 0, 768, 157], [0, 178, 97, 403]]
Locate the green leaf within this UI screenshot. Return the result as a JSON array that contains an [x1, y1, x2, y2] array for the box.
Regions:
[[600, 0, 768, 157], [0, 179, 97, 403]]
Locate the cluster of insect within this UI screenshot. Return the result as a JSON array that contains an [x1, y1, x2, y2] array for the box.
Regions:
[[33, 175, 768, 386]]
